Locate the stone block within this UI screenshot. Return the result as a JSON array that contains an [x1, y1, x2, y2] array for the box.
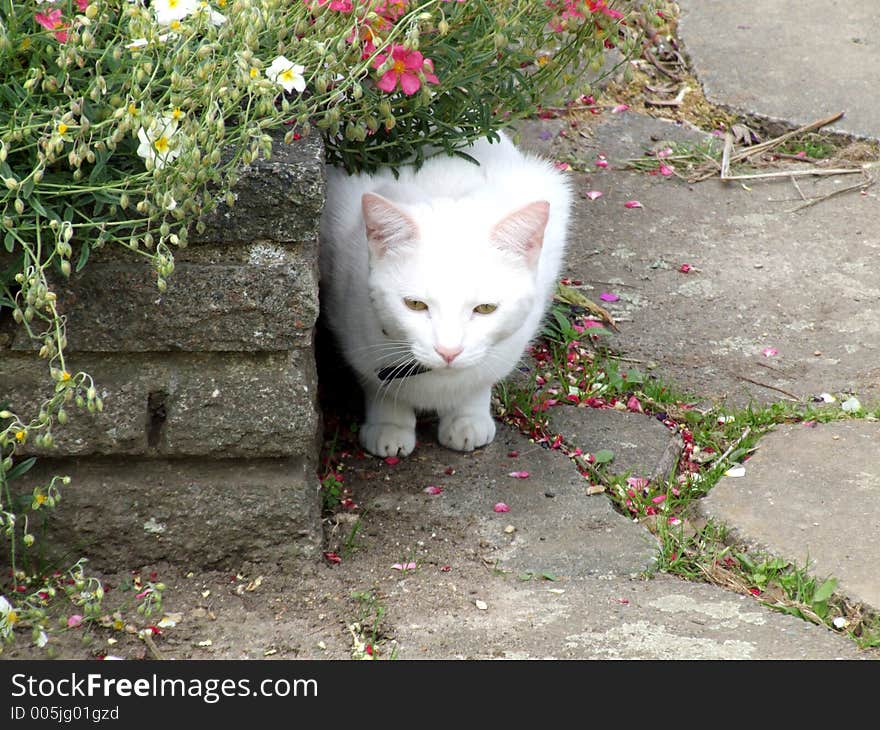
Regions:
[[1, 349, 319, 459], [4, 456, 321, 569], [10, 251, 318, 353]]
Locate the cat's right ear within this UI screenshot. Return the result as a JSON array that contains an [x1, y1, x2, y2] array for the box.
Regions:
[[361, 193, 419, 258]]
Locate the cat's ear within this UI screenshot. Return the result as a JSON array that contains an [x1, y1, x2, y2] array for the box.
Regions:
[[490, 201, 550, 268], [361, 193, 419, 257]]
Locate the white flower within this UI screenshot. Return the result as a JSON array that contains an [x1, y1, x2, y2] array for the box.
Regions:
[[36, 630, 48, 648], [0, 595, 17, 640], [152, 0, 198, 25], [136, 117, 182, 170], [266, 56, 306, 93], [197, 2, 227, 25]]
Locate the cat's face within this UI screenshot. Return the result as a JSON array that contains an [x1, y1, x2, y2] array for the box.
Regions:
[[363, 193, 549, 374]]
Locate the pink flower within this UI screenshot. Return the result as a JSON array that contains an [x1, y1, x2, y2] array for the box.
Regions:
[[587, 1, 624, 19], [392, 561, 416, 571], [493, 502, 510, 513], [374, 45, 439, 96], [35, 8, 68, 42], [75, 0, 88, 10], [652, 494, 667, 504], [658, 163, 674, 177], [626, 476, 649, 491], [67, 614, 83, 628], [595, 156, 609, 168], [626, 395, 643, 413]]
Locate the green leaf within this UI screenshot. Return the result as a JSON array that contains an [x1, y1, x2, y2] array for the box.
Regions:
[[75, 243, 91, 272], [540, 572, 557, 581], [6, 457, 37, 481], [812, 578, 837, 604], [593, 449, 614, 464], [3, 231, 13, 253]]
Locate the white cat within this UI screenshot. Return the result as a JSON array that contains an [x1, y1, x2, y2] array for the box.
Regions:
[[318, 131, 571, 457]]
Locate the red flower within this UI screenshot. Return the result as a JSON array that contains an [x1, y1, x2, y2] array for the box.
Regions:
[[374, 45, 439, 96], [35, 8, 68, 42]]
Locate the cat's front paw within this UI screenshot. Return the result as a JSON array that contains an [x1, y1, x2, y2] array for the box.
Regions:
[[360, 422, 417, 458], [438, 413, 496, 452]]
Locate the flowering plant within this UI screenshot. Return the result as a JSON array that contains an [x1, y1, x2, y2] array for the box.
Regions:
[[0, 0, 653, 650]]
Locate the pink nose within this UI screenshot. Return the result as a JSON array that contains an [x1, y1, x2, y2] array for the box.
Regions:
[[435, 345, 463, 364]]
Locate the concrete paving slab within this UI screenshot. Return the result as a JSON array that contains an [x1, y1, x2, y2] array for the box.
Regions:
[[678, 0, 880, 141], [391, 572, 869, 659], [516, 113, 880, 407], [699, 420, 880, 612], [344, 422, 658, 579], [546, 406, 676, 478]]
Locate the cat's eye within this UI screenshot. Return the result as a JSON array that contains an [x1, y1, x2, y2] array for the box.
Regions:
[[404, 298, 428, 311], [473, 303, 498, 315]]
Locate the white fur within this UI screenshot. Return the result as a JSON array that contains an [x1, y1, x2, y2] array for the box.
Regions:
[[319, 132, 572, 456]]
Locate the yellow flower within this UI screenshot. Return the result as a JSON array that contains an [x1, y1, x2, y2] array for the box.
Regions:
[[14, 430, 26, 443], [35, 494, 48, 506], [61, 371, 71, 382], [249, 67, 258, 79], [58, 123, 68, 135]]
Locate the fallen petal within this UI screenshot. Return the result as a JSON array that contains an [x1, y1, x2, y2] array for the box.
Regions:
[[624, 200, 643, 209], [611, 104, 629, 113], [323, 551, 342, 564], [423, 485, 443, 495], [494, 502, 510, 513], [508, 471, 530, 479], [841, 396, 862, 413], [67, 615, 83, 628], [384, 456, 400, 465], [659, 163, 674, 176], [679, 263, 692, 273], [761, 347, 778, 357], [724, 465, 746, 478], [584, 190, 603, 201], [475, 600, 488, 610], [392, 561, 417, 571], [599, 292, 619, 302], [595, 158, 609, 168]]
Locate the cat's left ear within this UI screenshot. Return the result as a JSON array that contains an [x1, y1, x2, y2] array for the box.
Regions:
[[490, 201, 550, 268], [362, 193, 419, 258]]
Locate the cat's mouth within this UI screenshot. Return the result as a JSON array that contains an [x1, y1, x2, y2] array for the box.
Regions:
[[376, 359, 432, 382]]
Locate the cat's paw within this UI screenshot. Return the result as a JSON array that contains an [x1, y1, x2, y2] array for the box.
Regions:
[[359, 422, 416, 458], [438, 413, 497, 452]]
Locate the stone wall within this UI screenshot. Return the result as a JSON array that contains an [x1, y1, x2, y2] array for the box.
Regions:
[[0, 133, 325, 569]]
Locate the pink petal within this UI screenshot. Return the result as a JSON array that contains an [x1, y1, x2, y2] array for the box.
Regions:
[[599, 292, 619, 302], [595, 158, 609, 168], [508, 470, 530, 479], [384, 456, 400, 465], [423, 485, 443, 495], [584, 190, 603, 200], [624, 200, 643, 209], [667, 516, 682, 526], [626, 476, 649, 490], [399, 72, 421, 96], [376, 70, 399, 92], [507, 450, 519, 457], [392, 561, 417, 570], [652, 494, 667, 504], [582, 319, 604, 328], [761, 347, 778, 357], [67, 614, 83, 628], [659, 163, 674, 176], [554, 161, 571, 171], [493, 502, 510, 513], [404, 51, 425, 70], [439, 565, 451, 572], [611, 104, 629, 113], [626, 395, 643, 413], [679, 263, 692, 273], [323, 551, 342, 564]]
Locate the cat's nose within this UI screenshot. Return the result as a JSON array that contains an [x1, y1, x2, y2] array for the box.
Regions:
[[435, 344, 463, 364]]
